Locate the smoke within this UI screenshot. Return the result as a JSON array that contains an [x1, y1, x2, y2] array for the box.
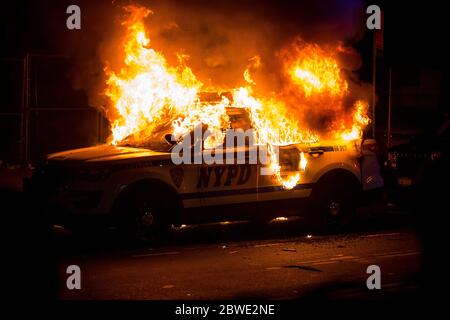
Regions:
[[133, 0, 366, 88], [55, 0, 370, 134]]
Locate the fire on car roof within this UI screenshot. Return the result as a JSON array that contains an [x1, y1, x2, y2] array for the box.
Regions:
[[103, 4, 370, 189]]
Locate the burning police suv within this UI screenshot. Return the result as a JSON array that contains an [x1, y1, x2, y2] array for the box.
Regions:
[[27, 5, 385, 237], [29, 105, 383, 237]]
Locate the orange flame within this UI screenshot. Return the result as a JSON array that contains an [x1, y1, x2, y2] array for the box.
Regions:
[[104, 5, 370, 189], [284, 40, 348, 99], [340, 100, 371, 141]]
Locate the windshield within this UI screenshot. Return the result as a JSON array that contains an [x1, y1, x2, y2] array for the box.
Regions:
[[117, 122, 174, 152], [117, 107, 254, 152]]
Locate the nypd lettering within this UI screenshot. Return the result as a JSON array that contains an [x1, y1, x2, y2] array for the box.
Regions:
[[197, 165, 252, 188]]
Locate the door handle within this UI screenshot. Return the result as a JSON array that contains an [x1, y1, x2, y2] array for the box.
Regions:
[[308, 150, 324, 156]]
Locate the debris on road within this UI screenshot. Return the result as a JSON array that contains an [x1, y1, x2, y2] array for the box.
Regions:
[[162, 285, 175, 289], [284, 265, 322, 272]]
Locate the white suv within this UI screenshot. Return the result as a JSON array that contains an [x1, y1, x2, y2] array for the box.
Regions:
[[28, 108, 383, 235]]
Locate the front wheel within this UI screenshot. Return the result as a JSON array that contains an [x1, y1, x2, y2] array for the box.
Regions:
[[114, 186, 175, 241]]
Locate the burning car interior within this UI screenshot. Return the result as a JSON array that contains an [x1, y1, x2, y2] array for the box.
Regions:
[[1, 0, 449, 315]]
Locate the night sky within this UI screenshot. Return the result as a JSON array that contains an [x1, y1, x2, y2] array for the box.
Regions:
[[1, 0, 448, 96], [1, 1, 448, 60]]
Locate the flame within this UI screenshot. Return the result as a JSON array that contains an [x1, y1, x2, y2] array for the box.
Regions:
[[229, 87, 316, 188], [104, 5, 370, 190], [244, 55, 261, 85], [340, 100, 371, 141], [106, 5, 227, 147], [300, 152, 307, 171], [285, 41, 348, 98]]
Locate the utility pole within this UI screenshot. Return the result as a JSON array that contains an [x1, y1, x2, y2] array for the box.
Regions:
[[387, 66, 392, 149], [25, 54, 30, 164], [372, 9, 384, 139], [21, 54, 30, 164], [19, 57, 26, 163], [372, 32, 377, 138]]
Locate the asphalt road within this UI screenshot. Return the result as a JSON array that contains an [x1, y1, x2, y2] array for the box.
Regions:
[[3, 186, 428, 304], [56, 209, 422, 300]]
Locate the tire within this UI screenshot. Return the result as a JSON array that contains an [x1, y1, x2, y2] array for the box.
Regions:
[[309, 175, 359, 231], [113, 183, 177, 241]]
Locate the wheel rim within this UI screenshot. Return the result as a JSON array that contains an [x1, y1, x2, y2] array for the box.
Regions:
[[329, 201, 341, 216], [139, 202, 154, 227]]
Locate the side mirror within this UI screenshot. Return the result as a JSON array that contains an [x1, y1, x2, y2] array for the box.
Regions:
[[164, 134, 177, 146]]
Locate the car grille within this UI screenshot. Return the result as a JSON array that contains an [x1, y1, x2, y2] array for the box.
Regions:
[[390, 152, 429, 176], [32, 164, 72, 195]]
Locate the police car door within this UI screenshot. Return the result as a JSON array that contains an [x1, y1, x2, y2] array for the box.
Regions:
[[256, 145, 313, 210], [199, 145, 258, 208]]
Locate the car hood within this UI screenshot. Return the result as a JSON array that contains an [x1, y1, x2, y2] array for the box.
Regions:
[[46, 144, 171, 164]]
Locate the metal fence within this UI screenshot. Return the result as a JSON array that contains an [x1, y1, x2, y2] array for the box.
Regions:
[[0, 54, 108, 164]]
